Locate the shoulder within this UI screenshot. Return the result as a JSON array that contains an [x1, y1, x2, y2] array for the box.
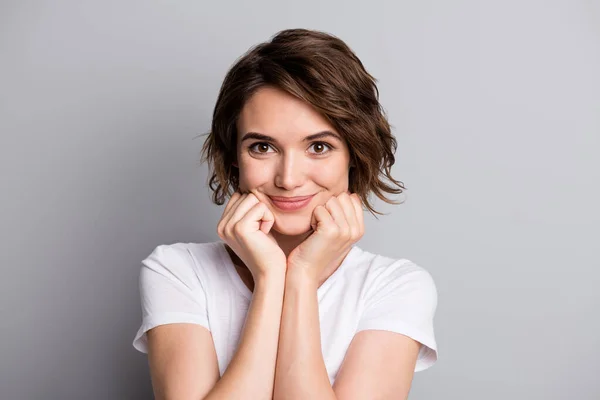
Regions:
[[350, 247, 439, 371], [348, 246, 437, 297], [144, 241, 219, 260], [344, 246, 438, 319], [140, 241, 224, 285]]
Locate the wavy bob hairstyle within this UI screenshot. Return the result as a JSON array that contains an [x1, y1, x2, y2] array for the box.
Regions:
[[200, 28, 405, 215]]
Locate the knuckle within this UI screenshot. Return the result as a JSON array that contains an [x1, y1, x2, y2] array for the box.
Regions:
[[232, 222, 244, 236], [341, 228, 352, 240], [324, 225, 339, 239]]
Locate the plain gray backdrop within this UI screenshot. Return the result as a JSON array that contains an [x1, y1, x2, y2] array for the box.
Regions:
[[1, 0, 599, 399]]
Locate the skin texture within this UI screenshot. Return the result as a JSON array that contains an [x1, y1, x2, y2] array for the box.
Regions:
[[234, 85, 360, 286], [146, 86, 421, 400], [235, 85, 353, 256]]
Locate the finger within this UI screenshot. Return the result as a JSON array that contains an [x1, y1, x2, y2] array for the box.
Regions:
[[350, 194, 365, 237], [226, 194, 261, 234], [248, 189, 277, 217], [223, 191, 243, 216], [223, 191, 244, 218], [218, 192, 244, 238], [221, 193, 248, 228], [337, 193, 358, 233], [311, 205, 335, 232], [237, 201, 275, 235], [322, 199, 348, 240], [325, 197, 350, 234]]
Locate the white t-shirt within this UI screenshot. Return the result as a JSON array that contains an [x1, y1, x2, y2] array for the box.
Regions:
[[132, 241, 438, 382]]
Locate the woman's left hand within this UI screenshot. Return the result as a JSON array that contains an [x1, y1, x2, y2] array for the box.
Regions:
[[287, 192, 365, 285]]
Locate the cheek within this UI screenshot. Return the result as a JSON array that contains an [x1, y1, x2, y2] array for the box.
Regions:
[[238, 158, 272, 188], [310, 158, 349, 189]]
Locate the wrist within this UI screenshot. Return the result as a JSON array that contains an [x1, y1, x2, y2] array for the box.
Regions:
[[253, 268, 286, 289], [285, 266, 319, 291]]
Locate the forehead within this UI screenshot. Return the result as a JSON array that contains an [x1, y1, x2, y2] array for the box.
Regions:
[[237, 86, 337, 140]]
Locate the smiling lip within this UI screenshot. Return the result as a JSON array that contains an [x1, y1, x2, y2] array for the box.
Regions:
[[268, 194, 315, 211]]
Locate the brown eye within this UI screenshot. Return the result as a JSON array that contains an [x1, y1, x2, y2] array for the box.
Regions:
[[249, 142, 274, 154], [308, 142, 332, 155], [257, 144, 269, 153]]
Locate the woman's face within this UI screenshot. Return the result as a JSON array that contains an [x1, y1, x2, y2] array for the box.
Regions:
[[235, 86, 351, 236]]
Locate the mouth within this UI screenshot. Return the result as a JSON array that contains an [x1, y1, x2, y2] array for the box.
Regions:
[[267, 194, 316, 212]]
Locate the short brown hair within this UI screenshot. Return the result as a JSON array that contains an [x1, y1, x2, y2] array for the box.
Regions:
[[200, 28, 405, 215]]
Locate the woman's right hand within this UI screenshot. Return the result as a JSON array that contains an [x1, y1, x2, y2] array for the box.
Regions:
[[217, 191, 286, 280]]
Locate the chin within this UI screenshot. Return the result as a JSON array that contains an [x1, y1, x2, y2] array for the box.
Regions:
[[271, 212, 313, 236]]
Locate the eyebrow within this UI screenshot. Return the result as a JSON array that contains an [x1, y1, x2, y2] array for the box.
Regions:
[[240, 130, 342, 143]]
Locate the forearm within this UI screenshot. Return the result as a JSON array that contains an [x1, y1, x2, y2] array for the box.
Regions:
[[206, 272, 285, 400], [273, 270, 336, 400]]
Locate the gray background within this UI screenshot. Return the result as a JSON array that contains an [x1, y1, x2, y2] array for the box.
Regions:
[[1, 0, 598, 399]]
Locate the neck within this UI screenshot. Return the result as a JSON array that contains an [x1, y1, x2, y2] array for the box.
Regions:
[[225, 229, 352, 292], [224, 229, 314, 293], [270, 229, 312, 258], [272, 228, 351, 287], [223, 229, 313, 272]]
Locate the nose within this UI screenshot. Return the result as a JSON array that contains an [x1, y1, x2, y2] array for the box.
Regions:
[[275, 151, 305, 190]]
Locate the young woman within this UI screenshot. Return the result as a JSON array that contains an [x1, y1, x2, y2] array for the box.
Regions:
[[133, 28, 438, 400]]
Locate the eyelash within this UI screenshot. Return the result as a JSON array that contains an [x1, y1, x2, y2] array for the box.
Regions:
[[248, 142, 334, 156]]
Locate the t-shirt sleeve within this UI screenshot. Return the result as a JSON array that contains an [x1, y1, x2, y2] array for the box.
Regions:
[[356, 260, 438, 372], [132, 243, 210, 354]]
